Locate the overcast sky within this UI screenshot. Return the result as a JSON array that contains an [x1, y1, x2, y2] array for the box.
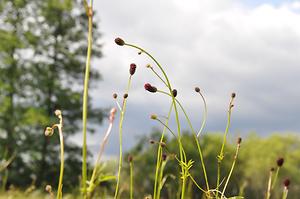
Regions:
[[71, 0, 300, 158]]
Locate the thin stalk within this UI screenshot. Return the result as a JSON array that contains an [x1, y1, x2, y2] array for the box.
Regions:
[[157, 90, 210, 191], [216, 96, 235, 198], [57, 124, 64, 199], [82, 4, 93, 196], [221, 143, 241, 197], [153, 104, 173, 199], [114, 76, 132, 199], [197, 92, 207, 137], [266, 169, 273, 199], [282, 187, 288, 199], [125, 43, 187, 198], [157, 159, 167, 199], [271, 167, 280, 189], [129, 161, 133, 199]]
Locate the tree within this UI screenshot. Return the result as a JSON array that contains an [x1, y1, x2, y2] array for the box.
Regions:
[[0, 0, 103, 189]]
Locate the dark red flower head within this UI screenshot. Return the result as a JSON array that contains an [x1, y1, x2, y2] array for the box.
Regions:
[[144, 83, 157, 93], [237, 137, 242, 144], [162, 153, 167, 161], [172, 89, 177, 97], [128, 155, 133, 162], [283, 179, 290, 188], [277, 157, 284, 167], [115, 37, 125, 46], [130, 63, 137, 75]]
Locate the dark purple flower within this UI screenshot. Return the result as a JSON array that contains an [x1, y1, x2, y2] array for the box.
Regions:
[[144, 83, 157, 93], [115, 37, 125, 46], [130, 63, 137, 75]]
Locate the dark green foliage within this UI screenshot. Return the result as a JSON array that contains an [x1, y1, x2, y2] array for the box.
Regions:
[[125, 132, 300, 199], [0, 0, 103, 190]]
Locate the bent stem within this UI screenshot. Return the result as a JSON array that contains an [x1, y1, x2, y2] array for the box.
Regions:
[[124, 42, 187, 198], [157, 90, 210, 192], [153, 104, 173, 199], [82, 2, 93, 196], [221, 141, 241, 198], [114, 76, 132, 199], [216, 95, 235, 198], [87, 108, 116, 197]]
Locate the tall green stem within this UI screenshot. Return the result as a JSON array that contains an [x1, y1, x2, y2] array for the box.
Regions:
[[153, 104, 173, 199], [114, 76, 132, 199], [129, 161, 133, 199], [125, 43, 187, 198], [82, 3, 93, 196], [57, 124, 64, 199]]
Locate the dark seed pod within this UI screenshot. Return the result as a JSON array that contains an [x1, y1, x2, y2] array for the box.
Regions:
[[283, 179, 290, 188], [231, 92, 236, 98], [195, 87, 200, 93], [123, 93, 128, 99], [115, 37, 125, 46], [113, 93, 118, 99], [237, 137, 242, 144], [150, 114, 157, 120], [172, 89, 177, 97], [130, 63, 137, 75], [162, 153, 167, 161], [270, 167, 275, 172], [128, 155, 133, 162], [160, 142, 166, 148], [144, 83, 157, 93], [277, 157, 284, 167], [149, 139, 155, 144]]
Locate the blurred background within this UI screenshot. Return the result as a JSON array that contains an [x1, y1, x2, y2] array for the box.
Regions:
[[0, 0, 300, 198]]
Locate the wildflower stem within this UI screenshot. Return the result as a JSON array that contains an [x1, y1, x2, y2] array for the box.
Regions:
[[271, 167, 280, 189], [266, 170, 273, 199], [153, 104, 173, 199], [196, 91, 207, 137], [130, 160, 133, 199], [125, 43, 187, 198], [157, 90, 210, 191], [221, 143, 241, 197], [57, 123, 64, 199], [282, 187, 288, 199], [114, 76, 132, 199], [82, 3, 93, 196]]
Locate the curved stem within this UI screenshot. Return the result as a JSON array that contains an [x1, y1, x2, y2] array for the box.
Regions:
[[197, 92, 207, 137], [157, 90, 210, 191], [153, 104, 173, 199], [221, 143, 240, 197], [57, 125, 64, 199], [82, 5, 93, 196], [125, 43, 187, 198], [114, 76, 132, 199]]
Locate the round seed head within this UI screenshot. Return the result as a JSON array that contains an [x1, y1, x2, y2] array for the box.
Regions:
[[113, 93, 118, 99], [162, 153, 167, 161], [44, 127, 54, 137], [172, 89, 177, 97], [129, 63, 137, 75], [237, 137, 242, 144], [45, 185, 52, 192], [195, 87, 200, 93], [123, 93, 128, 99], [128, 155, 133, 162], [146, 64, 151, 68], [231, 92, 236, 98], [283, 179, 290, 188], [160, 142, 166, 148], [149, 139, 155, 144], [150, 114, 157, 120], [270, 167, 275, 172], [277, 157, 284, 167], [144, 83, 157, 93], [54, 109, 62, 116], [115, 37, 125, 46]]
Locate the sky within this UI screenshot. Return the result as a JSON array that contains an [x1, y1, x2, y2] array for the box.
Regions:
[[70, 0, 300, 159]]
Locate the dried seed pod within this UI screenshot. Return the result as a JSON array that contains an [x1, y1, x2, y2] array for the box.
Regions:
[[144, 83, 157, 93], [113, 93, 118, 99], [129, 63, 137, 75], [172, 89, 177, 97], [115, 37, 125, 46], [195, 87, 200, 93]]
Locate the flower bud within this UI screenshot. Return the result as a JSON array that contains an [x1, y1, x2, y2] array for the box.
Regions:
[[283, 179, 290, 188], [123, 93, 128, 99], [150, 114, 157, 120], [277, 157, 284, 167], [237, 137, 242, 144], [54, 109, 62, 116], [45, 185, 52, 192], [162, 153, 167, 161], [195, 87, 200, 93], [115, 37, 125, 46], [160, 142, 166, 148], [128, 155, 133, 162], [113, 93, 118, 99], [172, 89, 177, 97], [231, 93, 236, 98], [144, 83, 157, 93], [149, 139, 155, 144], [129, 63, 137, 75], [44, 127, 54, 137]]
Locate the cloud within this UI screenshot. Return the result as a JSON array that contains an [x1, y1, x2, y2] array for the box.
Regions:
[[73, 1, 300, 157]]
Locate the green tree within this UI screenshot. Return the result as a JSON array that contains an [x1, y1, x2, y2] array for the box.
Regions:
[[0, 0, 103, 190]]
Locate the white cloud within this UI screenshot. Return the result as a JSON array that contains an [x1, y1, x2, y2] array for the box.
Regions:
[[76, 0, 300, 156]]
